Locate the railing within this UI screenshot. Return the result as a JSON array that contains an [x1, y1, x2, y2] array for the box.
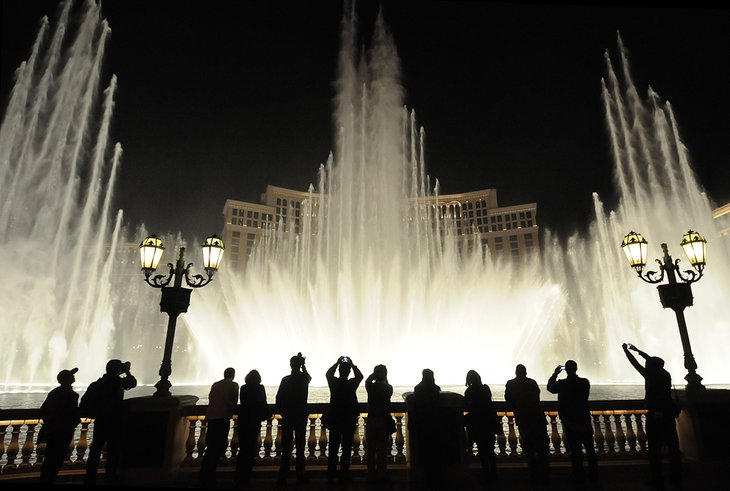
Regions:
[[0, 400, 648, 476]]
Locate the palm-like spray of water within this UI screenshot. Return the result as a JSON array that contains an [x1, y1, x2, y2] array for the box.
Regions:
[[2, 4, 728, 388]]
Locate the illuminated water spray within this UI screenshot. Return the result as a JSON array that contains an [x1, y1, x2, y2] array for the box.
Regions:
[[2, 3, 728, 388]]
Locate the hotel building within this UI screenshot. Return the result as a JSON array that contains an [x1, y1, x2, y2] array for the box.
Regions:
[[222, 185, 539, 271]]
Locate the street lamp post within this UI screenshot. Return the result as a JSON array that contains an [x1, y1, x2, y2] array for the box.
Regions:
[[139, 234, 225, 397], [621, 230, 707, 391]]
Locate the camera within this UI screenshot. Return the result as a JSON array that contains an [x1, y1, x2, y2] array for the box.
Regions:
[[559, 365, 566, 371]]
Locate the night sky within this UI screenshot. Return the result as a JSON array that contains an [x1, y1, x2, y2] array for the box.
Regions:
[[2, 1, 728, 242]]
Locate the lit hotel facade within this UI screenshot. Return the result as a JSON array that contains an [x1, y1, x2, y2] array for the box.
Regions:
[[222, 185, 539, 271]]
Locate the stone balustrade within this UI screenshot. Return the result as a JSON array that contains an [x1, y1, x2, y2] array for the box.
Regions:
[[0, 401, 648, 475]]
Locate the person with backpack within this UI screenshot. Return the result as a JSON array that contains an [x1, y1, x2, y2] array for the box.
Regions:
[[82, 359, 137, 485]]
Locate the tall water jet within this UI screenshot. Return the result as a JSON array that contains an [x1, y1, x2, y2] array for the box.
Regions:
[[0, 1, 127, 386]]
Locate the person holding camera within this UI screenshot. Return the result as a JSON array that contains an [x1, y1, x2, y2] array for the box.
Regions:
[[276, 352, 312, 484], [83, 359, 137, 485], [622, 343, 682, 488], [547, 360, 597, 483], [324, 356, 363, 481]]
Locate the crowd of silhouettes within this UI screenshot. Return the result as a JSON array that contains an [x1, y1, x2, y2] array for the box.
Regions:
[[34, 343, 685, 489]]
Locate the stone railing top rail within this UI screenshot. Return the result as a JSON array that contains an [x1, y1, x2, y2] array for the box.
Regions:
[[0, 399, 649, 422]]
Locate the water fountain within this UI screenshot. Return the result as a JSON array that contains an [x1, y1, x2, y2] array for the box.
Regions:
[[1, 2, 728, 390]]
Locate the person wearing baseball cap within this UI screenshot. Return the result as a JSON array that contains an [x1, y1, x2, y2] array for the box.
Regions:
[[39, 367, 80, 483]]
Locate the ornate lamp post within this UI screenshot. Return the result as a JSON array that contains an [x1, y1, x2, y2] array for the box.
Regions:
[[620, 230, 707, 391], [139, 234, 225, 397]]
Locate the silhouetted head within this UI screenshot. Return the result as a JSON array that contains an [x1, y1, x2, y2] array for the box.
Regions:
[[245, 369, 261, 385], [646, 357, 665, 371], [106, 359, 123, 376], [565, 360, 578, 375], [338, 359, 352, 378], [57, 367, 78, 386], [515, 364, 527, 378], [290, 355, 303, 371], [466, 370, 482, 387], [373, 364, 388, 382], [422, 369, 435, 385], [224, 367, 235, 380]]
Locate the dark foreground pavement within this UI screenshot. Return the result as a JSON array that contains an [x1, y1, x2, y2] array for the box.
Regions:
[[1, 460, 727, 491]]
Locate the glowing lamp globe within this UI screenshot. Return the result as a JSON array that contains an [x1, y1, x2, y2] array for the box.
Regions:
[[139, 235, 165, 276], [202, 234, 225, 274], [680, 230, 707, 271], [621, 231, 648, 272]]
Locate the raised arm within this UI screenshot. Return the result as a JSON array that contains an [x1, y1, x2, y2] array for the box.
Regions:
[[623, 343, 646, 376], [352, 363, 364, 386], [546, 365, 561, 394], [326, 359, 339, 385]]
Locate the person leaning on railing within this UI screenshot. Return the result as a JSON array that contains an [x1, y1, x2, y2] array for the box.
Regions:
[[38, 367, 80, 484]]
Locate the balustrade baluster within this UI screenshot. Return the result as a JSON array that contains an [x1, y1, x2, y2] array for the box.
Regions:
[[6, 422, 21, 470], [592, 413, 605, 453], [635, 413, 647, 451], [360, 415, 367, 464], [229, 419, 239, 461], [274, 417, 283, 459], [256, 420, 265, 462], [183, 418, 197, 464], [263, 417, 274, 462], [507, 415, 518, 456], [394, 414, 405, 463], [352, 415, 363, 464], [0, 422, 8, 464], [496, 414, 507, 456], [548, 413, 562, 455], [318, 419, 329, 462], [76, 421, 91, 464], [604, 414, 616, 453], [307, 416, 318, 461], [615, 414, 627, 452], [21, 422, 37, 467], [625, 413, 637, 452], [198, 419, 208, 461]]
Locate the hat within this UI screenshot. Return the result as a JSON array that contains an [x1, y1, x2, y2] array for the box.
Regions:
[[106, 359, 123, 374], [57, 367, 79, 384]]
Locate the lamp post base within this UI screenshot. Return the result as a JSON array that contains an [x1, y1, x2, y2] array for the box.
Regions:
[[685, 372, 706, 392], [153, 379, 173, 397]]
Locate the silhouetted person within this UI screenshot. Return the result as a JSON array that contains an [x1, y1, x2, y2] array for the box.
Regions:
[[84, 359, 137, 485], [276, 352, 311, 485], [199, 367, 239, 487], [365, 364, 394, 482], [235, 369, 271, 487], [505, 364, 549, 484], [623, 343, 682, 489], [411, 369, 443, 486], [464, 370, 499, 483], [325, 356, 363, 481], [38, 367, 80, 484], [547, 360, 598, 483]]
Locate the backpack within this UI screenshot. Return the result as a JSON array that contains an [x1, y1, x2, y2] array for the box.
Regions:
[[79, 380, 103, 418]]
